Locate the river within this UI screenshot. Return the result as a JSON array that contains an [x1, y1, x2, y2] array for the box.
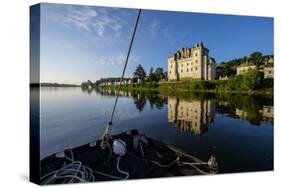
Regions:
[[33, 87, 273, 173]]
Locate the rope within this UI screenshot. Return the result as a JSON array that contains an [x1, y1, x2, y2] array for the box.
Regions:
[[147, 144, 218, 175], [100, 9, 141, 150], [150, 156, 180, 168], [166, 145, 205, 163], [92, 157, 129, 180], [177, 162, 218, 175], [109, 9, 142, 123], [150, 155, 217, 175], [40, 149, 95, 184], [116, 157, 130, 179]]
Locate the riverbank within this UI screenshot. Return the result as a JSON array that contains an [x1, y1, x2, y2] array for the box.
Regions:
[[99, 79, 273, 96]]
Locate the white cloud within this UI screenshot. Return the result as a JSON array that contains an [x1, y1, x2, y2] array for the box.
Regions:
[[63, 6, 124, 37], [148, 19, 160, 36], [42, 4, 128, 39], [99, 54, 140, 66]]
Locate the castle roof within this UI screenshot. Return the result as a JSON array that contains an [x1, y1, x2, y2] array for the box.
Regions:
[[168, 42, 209, 58]]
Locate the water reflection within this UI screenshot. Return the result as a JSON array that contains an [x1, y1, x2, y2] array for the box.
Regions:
[[81, 86, 94, 94], [38, 87, 273, 172], [168, 97, 215, 135], [131, 92, 167, 112], [96, 87, 167, 112], [216, 94, 274, 126], [95, 88, 274, 133], [94, 87, 133, 97], [261, 105, 274, 121]]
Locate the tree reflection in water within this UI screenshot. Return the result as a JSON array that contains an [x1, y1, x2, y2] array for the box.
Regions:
[[130, 90, 167, 112], [94, 88, 273, 135], [81, 85, 94, 95], [132, 93, 147, 112]]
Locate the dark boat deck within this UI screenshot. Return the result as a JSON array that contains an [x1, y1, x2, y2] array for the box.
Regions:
[[40, 129, 217, 184]]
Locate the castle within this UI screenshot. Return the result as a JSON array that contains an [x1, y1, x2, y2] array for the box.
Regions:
[[168, 42, 216, 81]]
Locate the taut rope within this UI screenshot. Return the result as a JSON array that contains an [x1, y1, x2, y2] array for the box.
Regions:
[[100, 9, 142, 149]]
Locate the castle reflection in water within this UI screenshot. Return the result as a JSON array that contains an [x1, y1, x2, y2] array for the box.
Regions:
[[92, 88, 273, 135], [168, 97, 215, 135]]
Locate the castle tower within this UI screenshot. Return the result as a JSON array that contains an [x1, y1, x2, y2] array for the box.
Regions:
[[168, 55, 178, 81]]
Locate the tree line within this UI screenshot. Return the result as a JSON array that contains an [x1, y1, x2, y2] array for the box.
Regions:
[[217, 51, 273, 78], [133, 64, 167, 82], [85, 64, 168, 87]]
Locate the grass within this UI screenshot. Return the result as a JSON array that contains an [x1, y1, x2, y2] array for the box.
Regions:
[[100, 78, 273, 96]]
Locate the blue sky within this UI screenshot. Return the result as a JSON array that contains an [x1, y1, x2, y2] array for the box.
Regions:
[[38, 3, 273, 84]]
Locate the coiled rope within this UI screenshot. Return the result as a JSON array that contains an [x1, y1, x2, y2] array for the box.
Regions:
[[40, 149, 95, 184], [40, 149, 130, 184]]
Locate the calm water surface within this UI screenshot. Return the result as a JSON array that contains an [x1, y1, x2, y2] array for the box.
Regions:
[[36, 87, 273, 173]]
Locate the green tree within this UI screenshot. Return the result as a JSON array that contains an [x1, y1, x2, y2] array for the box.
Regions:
[[163, 71, 168, 80], [81, 80, 94, 88], [249, 52, 263, 65], [149, 67, 154, 76], [242, 68, 261, 90], [154, 67, 165, 81], [242, 56, 248, 63], [148, 67, 157, 81], [133, 64, 146, 80]]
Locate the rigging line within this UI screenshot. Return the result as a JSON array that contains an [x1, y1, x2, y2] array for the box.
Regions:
[[109, 9, 142, 123]]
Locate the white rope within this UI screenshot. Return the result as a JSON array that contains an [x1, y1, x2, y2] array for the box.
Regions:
[[178, 162, 217, 175], [92, 157, 129, 180], [116, 157, 130, 179], [150, 156, 180, 168], [40, 149, 95, 184], [166, 145, 205, 163], [150, 153, 218, 175], [151, 158, 217, 175]]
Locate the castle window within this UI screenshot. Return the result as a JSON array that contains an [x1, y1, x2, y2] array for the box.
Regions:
[[195, 67, 198, 71], [181, 69, 183, 73], [186, 68, 189, 72], [187, 63, 189, 66], [169, 71, 171, 74], [195, 53, 198, 57], [196, 60, 198, 63], [191, 68, 193, 71]]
